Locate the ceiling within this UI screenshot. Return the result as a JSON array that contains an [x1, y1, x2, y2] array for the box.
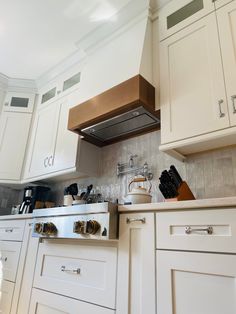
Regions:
[[0, 0, 171, 80]]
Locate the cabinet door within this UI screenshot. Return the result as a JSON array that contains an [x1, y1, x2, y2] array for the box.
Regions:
[[29, 289, 115, 314], [214, 0, 234, 9], [26, 101, 61, 178], [217, 1, 236, 126], [0, 112, 31, 181], [159, 0, 215, 40], [157, 250, 236, 314], [0, 280, 14, 314], [3, 92, 35, 113], [160, 13, 229, 144], [116, 213, 156, 314], [52, 98, 78, 172]]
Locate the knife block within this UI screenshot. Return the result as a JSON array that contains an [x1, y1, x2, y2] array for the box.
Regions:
[[165, 181, 195, 202]]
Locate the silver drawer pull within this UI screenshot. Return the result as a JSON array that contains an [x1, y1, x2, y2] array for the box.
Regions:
[[5, 229, 13, 233], [126, 218, 146, 224], [185, 226, 213, 235], [231, 95, 236, 114], [61, 265, 81, 275], [0, 257, 7, 262], [218, 99, 225, 118]]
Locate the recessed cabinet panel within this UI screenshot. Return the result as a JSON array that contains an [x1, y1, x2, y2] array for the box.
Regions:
[[0, 280, 14, 314], [26, 101, 61, 178], [217, 1, 236, 126], [160, 13, 229, 144], [0, 241, 21, 282], [159, 0, 215, 40], [0, 112, 31, 181], [157, 250, 236, 314]]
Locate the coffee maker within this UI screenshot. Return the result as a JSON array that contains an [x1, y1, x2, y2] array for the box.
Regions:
[[19, 186, 50, 214]]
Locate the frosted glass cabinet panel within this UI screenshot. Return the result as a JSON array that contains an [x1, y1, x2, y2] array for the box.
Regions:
[[3, 92, 35, 113]]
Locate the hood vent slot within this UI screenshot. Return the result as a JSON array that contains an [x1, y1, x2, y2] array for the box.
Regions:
[[68, 75, 160, 146]]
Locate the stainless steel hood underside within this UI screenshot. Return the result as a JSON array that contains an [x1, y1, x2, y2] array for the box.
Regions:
[[68, 75, 160, 146]]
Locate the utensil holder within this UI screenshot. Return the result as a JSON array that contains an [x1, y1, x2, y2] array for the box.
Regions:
[[164, 181, 195, 202]]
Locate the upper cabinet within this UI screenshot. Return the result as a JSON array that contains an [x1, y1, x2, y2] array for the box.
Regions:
[[159, 0, 215, 40], [0, 112, 32, 182], [214, 0, 234, 9], [23, 93, 100, 182], [3, 91, 35, 113], [159, 0, 236, 159]]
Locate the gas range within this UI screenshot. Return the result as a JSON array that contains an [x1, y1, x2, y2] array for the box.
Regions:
[[32, 202, 118, 240]]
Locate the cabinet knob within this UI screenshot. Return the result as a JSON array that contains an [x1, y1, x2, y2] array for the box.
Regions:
[[48, 155, 54, 167], [44, 157, 48, 168], [4, 102, 9, 107]]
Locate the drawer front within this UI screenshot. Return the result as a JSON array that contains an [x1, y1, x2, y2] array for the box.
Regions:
[[0, 220, 25, 241], [156, 209, 236, 253], [0, 280, 14, 314], [0, 241, 21, 282], [29, 288, 115, 314], [34, 241, 117, 309]]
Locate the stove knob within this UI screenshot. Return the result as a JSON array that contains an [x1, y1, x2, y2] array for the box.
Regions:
[[43, 222, 57, 236], [86, 220, 101, 235], [73, 221, 86, 234], [34, 222, 43, 234]]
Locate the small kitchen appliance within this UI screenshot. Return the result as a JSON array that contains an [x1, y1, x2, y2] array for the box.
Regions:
[[32, 202, 118, 240], [19, 186, 50, 214]]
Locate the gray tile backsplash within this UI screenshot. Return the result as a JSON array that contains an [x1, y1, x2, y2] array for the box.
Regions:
[[3, 130, 236, 207], [0, 186, 21, 215]]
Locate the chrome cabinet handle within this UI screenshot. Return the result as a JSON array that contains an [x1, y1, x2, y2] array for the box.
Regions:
[[5, 228, 13, 233], [0, 257, 7, 262], [126, 217, 146, 224], [218, 99, 225, 118], [48, 155, 53, 167], [44, 157, 48, 168], [4, 102, 9, 107], [61, 265, 81, 274], [185, 226, 213, 235], [231, 95, 236, 114]]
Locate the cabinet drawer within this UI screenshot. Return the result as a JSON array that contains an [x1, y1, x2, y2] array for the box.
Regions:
[[156, 209, 236, 253], [29, 288, 115, 314], [0, 220, 25, 241], [33, 241, 117, 309], [159, 0, 215, 40], [0, 241, 21, 282], [0, 280, 14, 314]]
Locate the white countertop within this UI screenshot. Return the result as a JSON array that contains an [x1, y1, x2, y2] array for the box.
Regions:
[[0, 213, 32, 220], [118, 196, 236, 212]]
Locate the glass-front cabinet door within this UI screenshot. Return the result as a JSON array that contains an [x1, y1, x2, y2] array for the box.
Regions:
[[3, 92, 35, 113]]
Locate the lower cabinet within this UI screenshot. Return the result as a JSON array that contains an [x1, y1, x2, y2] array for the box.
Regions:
[[157, 250, 236, 314], [116, 213, 156, 314], [29, 289, 115, 314], [0, 280, 14, 314]]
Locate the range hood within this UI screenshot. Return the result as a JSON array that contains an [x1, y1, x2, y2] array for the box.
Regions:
[[68, 75, 160, 146]]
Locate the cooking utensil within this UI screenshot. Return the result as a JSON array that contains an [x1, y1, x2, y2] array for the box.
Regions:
[[82, 184, 93, 201]]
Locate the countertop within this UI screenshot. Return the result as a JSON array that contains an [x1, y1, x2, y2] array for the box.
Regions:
[[0, 213, 32, 220], [118, 196, 236, 212]]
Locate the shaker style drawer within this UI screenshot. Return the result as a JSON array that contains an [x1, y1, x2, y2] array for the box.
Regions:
[[0, 241, 21, 282], [0, 220, 25, 241], [159, 0, 215, 41], [156, 209, 236, 253], [33, 241, 117, 309], [29, 288, 116, 314], [0, 280, 14, 314]]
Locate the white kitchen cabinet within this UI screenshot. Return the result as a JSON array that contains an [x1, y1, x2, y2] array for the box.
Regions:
[[157, 250, 236, 314], [159, 0, 215, 40], [0, 112, 32, 182], [217, 1, 236, 126], [214, 0, 234, 9], [160, 12, 229, 145], [0, 280, 14, 314], [116, 213, 156, 314], [24, 94, 100, 182], [3, 91, 35, 113], [29, 289, 115, 314]]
